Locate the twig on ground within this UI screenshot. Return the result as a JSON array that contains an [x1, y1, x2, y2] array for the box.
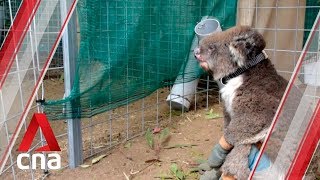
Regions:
[[119, 150, 134, 161], [129, 161, 156, 176], [123, 172, 130, 180], [164, 144, 197, 149]]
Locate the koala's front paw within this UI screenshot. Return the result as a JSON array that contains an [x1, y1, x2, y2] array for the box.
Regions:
[[200, 168, 222, 180], [198, 162, 213, 174]]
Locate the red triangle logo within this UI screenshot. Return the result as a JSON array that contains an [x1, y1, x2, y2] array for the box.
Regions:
[[18, 113, 61, 152]]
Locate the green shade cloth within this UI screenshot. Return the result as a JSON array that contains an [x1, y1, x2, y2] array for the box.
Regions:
[[303, 0, 320, 48], [44, 0, 237, 120]]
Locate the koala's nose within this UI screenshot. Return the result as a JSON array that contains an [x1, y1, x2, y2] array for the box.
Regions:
[[194, 47, 200, 55], [194, 47, 202, 61]]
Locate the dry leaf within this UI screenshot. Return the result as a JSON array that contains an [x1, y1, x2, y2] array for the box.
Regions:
[[80, 164, 91, 168], [92, 154, 107, 164], [93, 145, 105, 149], [124, 142, 132, 148], [145, 158, 161, 163]]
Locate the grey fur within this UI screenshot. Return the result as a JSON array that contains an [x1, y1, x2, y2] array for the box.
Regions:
[[195, 26, 289, 178], [221, 144, 251, 179]]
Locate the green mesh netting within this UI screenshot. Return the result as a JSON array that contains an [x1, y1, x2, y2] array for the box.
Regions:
[[44, 0, 237, 120], [303, 0, 320, 46], [0, 0, 22, 44]]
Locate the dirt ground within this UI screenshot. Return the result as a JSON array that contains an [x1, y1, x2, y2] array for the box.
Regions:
[[41, 78, 320, 180], [2, 77, 224, 180], [42, 78, 225, 180], [48, 108, 224, 180]]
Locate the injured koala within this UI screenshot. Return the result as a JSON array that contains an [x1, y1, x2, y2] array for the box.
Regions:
[[194, 26, 288, 179]]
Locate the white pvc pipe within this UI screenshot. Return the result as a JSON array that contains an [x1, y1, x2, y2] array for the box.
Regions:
[[166, 17, 221, 111]]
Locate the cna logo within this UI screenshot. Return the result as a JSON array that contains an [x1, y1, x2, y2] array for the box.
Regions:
[[17, 113, 61, 170]]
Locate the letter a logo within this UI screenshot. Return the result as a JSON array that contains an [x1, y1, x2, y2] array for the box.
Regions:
[[18, 113, 61, 152]]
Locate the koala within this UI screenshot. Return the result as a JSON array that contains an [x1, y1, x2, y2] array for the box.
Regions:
[[194, 26, 289, 179]]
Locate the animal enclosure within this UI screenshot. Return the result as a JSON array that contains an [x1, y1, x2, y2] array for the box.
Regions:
[[0, 0, 319, 179]]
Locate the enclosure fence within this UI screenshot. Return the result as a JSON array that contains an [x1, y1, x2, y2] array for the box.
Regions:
[[0, 0, 319, 179]]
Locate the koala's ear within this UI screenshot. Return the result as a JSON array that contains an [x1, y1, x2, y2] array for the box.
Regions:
[[231, 29, 266, 57]]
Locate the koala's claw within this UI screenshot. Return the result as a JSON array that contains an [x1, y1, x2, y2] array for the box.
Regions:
[[200, 168, 222, 180], [198, 162, 212, 174]]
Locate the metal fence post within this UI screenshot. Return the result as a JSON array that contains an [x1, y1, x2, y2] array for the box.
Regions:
[[60, 0, 83, 168]]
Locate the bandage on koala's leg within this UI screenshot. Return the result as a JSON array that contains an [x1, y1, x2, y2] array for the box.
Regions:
[[208, 143, 231, 168], [198, 136, 232, 175], [198, 143, 231, 177]]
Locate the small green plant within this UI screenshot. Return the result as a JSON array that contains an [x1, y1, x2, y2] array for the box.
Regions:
[[205, 109, 222, 119], [145, 128, 154, 149], [59, 73, 64, 81], [145, 127, 171, 158], [170, 163, 186, 180]]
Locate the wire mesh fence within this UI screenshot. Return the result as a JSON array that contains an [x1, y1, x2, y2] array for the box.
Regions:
[[42, 0, 237, 120], [0, 0, 76, 179], [0, 0, 319, 179], [0, 0, 64, 79], [0, 0, 21, 45]]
